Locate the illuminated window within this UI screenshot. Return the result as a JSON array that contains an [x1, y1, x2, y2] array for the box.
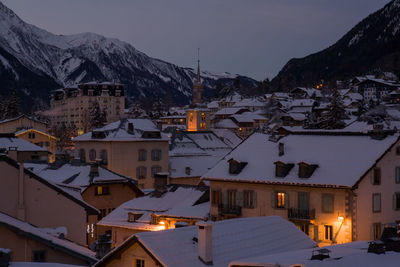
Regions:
[[324, 225, 333, 241], [189, 113, 193, 122], [95, 186, 110, 196], [201, 113, 206, 121], [276, 192, 285, 208]]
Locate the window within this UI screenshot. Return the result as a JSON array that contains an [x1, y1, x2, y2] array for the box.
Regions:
[[324, 225, 333, 241], [151, 149, 162, 161], [244, 190, 256, 208], [95, 186, 110, 196], [100, 149, 108, 164], [322, 194, 334, 213], [274, 162, 294, 177], [394, 192, 400, 210], [45, 141, 50, 147], [372, 223, 381, 240], [79, 149, 86, 162], [136, 166, 147, 179], [33, 250, 46, 262], [185, 166, 191, 175], [89, 149, 96, 161], [138, 149, 147, 161], [276, 192, 286, 208], [396, 167, 400, 184], [211, 190, 221, 206], [151, 166, 162, 177], [396, 146, 400, 155], [28, 132, 36, 139], [228, 190, 237, 209], [136, 259, 145, 267], [371, 168, 381, 185], [373, 193, 381, 213]]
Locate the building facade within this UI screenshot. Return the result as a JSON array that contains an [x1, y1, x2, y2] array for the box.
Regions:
[[49, 82, 125, 134]]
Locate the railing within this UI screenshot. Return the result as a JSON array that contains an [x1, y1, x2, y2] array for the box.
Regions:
[[288, 208, 315, 220], [218, 204, 242, 216]]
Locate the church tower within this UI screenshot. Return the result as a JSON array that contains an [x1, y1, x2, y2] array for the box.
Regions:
[[192, 49, 203, 106]]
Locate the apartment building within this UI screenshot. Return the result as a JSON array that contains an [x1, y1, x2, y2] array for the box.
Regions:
[[49, 82, 125, 134], [73, 119, 169, 189], [202, 131, 400, 245]]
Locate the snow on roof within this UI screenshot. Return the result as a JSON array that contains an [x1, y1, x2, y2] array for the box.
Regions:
[[133, 216, 316, 267], [170, 155, 221, 178], [291, 87, 322, 98], [290, 99, 315, 107], [207, 101, 219, 109], [0, 137, 48, 152], [0, 115, 47, 126], [24, 163, 133, 189], [215, 119, 239, 129], [282, 113, 306, 121], [10, 263, 86, 267], [170, 136, 209, 157], [345, 92, 363, 101], [212, 129, 242, 148], [202, 132, 399, 187], [232, 98, 265, 108], [229, 241, 400, 267], [231, 112, 267, 123], [73, 119, 169, 142], [97, 186, 208, 230], [0, 212, 96, 262], [215, 107, 247, 116]]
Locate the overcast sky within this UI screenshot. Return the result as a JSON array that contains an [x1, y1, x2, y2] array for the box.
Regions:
[[2, 0, 391, 80]]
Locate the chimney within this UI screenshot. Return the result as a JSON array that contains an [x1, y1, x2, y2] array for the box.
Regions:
[[278, 142, 284, 156], [89, 162, 99, 181], [127, 122, 134, 134], [197, 222, 213, 265]]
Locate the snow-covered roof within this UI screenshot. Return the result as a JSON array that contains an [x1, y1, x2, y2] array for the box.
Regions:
[[73, 119, 169, 142], [212, 129, 242, 148], [232, 98, 265, 108], [99, 216, 316, 267], [229, 241, 400, 267], [291, 87, 322, 98], [24, 163, 136, 190], [0, 114, 47, 126], [282, 113, 306, 121], [97, 186, 208, 230], [207, 101, 219, 109], [170, 155, 220, 179], [290, 99, 315, 108], [9, 263, 86, 267], [215, 119, 239, 129], [0, 136, 48, 152], [202, 132, 399, 187], [231, 112, 267, 123], [0, 211, 97, 264], [215, 107, 247, 116], [182, 132, 231, 157]]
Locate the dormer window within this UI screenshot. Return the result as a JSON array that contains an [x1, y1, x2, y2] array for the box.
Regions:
[[185, 166, 191, 175], [298, 162, 319, 178], [228, 158, 248, 174], [274, 161, 294, 177], [128, 212, 143, 222]]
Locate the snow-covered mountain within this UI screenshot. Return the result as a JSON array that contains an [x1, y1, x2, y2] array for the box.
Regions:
[[270, 0, 400, 91], [0, 1, 256, 106]]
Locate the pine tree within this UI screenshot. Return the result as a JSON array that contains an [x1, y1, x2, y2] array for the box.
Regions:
[[3, 88, 21, 120], [320, 88, 347, 129], [89, 101, 106, 129]]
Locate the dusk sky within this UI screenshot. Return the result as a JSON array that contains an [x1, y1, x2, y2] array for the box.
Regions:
[[2, 0, 391, 80]]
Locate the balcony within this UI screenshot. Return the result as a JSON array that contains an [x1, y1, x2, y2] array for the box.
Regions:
[[288, 208, 315, 221], [218, 204, 241, 217]]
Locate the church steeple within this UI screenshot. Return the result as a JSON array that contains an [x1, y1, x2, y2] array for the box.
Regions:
[[193, 48, 203, 106]]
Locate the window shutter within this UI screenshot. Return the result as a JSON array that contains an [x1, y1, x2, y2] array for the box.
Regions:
[[136, 167, 140, 179], [253, 192, 257, 209], [237, 191, 243, 207], [393, 193, 396, 210], [271, 192, 276, 208], [370, 224, 374, 240], [222, 191, 228, 206], [285, 192, 290, 208]]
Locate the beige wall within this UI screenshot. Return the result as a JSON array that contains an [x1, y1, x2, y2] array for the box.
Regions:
[[209, 180, 351, 245], [75, 140, 169, 189], [355, 144, 400, 240], [16, 130, 56, 162], [50, 93, 124, 133], [0, 227, 90, 266], [0, 117, 47, 133], [0, 161, 88, 245], [97, 224, 147, 249], [106, 242, 160, 267]]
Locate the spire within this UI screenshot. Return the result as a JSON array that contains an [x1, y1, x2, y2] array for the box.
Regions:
[[196, 48, 201, 83]]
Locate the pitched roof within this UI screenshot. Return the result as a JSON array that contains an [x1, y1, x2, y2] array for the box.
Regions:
[[97, 185, 208, 230], [73, 118, 169, 142], [202, 132, 399, 187], [0, 136, 48, 152], [96, 216, 316, 267], [0, 212, 97, 265], [229, 241, 400, 267]]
